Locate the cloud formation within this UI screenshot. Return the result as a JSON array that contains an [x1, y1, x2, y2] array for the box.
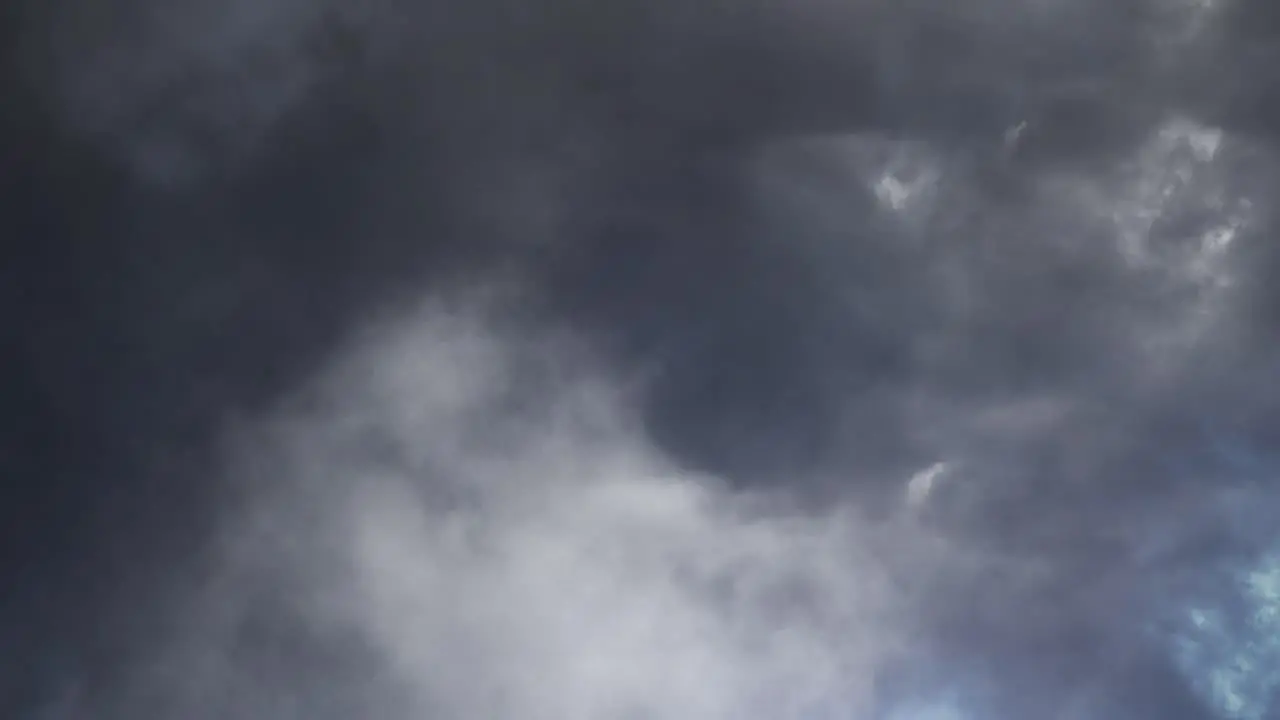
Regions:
[[6, 1, 1280, 719], [115, 299, 954, 720]]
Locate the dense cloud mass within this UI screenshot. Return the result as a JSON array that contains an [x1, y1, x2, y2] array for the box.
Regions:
[[3, 0, 1280, 718]]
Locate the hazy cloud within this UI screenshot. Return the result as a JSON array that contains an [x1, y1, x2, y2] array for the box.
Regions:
[[7, 1, 1280, 719], [124, 300, 963, 720]]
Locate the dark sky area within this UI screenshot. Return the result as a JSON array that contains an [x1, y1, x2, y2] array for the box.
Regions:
[[4, 1, 1280, 718]]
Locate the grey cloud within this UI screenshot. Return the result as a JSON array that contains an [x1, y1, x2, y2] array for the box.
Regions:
[[27, 0, 1248, 182], [7, 0, 1280, 719]]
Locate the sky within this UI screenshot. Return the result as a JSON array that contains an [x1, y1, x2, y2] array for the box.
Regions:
[[3, 0, 1280, 718]]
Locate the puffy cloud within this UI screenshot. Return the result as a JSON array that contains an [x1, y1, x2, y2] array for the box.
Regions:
[[120, 300, 961, 720]]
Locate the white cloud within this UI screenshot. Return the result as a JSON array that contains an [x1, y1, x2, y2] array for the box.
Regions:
[[159, 298, 941, 720], [905, 462, 950, 510]]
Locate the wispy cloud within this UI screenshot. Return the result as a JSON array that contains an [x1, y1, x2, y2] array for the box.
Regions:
[[125, 299, 963, 720]]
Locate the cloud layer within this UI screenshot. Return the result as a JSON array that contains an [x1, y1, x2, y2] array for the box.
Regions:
[[6, 1, 1280, 719]]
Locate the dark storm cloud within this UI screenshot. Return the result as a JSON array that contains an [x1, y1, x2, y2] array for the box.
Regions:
[[4, 0, 1280, 718]]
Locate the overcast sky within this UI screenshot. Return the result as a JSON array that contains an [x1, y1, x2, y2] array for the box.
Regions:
[[3, 1, 1280, 719]]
